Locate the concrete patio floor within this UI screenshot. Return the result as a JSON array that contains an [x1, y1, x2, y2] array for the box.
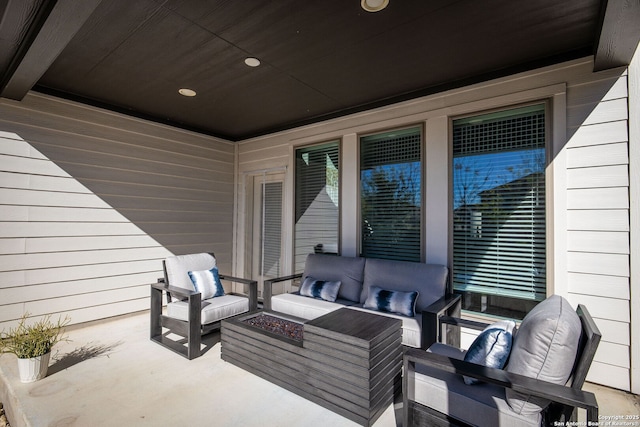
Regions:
[[0, 311, 638, 427]]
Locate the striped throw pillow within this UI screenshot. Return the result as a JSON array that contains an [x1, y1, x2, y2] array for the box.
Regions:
[[188, 267, 225, 299]]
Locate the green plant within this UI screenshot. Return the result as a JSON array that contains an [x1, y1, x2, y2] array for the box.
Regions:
[[0, 313, 70, 359]]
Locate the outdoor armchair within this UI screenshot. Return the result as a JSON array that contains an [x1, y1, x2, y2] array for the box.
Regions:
[[150, 252, 258, 359], [403, 295, 601, 427]]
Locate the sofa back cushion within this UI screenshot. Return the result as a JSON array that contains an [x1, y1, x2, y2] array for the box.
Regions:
[[303, 254, 366, 303], [361, 258, 448, 313]]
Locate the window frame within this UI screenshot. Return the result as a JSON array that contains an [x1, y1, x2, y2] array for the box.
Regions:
[[357, 124, 426, 262], [292, 139, 342, 272], [448, 100, 552, 319]]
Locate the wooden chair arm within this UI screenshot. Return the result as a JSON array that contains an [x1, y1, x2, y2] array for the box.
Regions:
[[153, 274, 257, 310], [421, 293, 461, 348], [404, 349, 599, 419], [219, 275, 258, 311], [218, 274, 255, 285], [150, 281, 199, 298], [439, 315, 490, 331], [263, 273, 303, 310]]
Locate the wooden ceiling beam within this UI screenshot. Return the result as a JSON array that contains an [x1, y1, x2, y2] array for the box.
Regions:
[[593, 0, 640, 72], [1, 0, 102, 100]]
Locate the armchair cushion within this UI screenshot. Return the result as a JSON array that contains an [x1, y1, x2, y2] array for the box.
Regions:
[[363, 286, 418, 317], [188, 267, 225, 299], [165, 253, 217, 292], [167, 294, 248, 325], [506, 295, 581, 415], [463, 320, 516, 385], [413, 344, 541, 426], [299, 277, 341, 302]]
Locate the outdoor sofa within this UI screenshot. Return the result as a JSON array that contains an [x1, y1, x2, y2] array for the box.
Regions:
[[263, 253, 460, 349]]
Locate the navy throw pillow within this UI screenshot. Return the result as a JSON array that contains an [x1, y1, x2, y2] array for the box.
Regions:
[[463, 320, 516, 385], [363, 286, 419, 317]]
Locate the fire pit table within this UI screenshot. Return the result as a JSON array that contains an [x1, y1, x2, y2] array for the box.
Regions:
[[221, 308, 402, 426]]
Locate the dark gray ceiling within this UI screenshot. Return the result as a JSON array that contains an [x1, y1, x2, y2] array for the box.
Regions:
[[1, 0, 639, 141]]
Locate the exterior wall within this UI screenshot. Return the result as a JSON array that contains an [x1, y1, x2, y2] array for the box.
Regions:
[[628, 38, 640, 397], [565, 72, 631, 391], [236, 57, 636, 392], [0, 93, 235, 329]]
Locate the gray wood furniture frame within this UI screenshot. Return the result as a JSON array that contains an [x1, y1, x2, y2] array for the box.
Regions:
[[221, 308, 403, 426], [403, 303, 601, 427], [150, 253, 258, 360]]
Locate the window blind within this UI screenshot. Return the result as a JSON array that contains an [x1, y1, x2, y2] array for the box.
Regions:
[[452, 104, 546, 310], [294, 142, 340, 273], [360, 127, 422, 262], [262, 181, 283, 278]]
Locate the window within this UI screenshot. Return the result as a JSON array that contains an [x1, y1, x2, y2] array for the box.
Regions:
[[294, 141, 340, 273], [360, 126, 422, 262], [452, 104, 547, 319]]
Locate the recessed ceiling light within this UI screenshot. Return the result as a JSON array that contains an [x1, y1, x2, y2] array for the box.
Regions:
[[178, 88, 197, 97], [244, 57, 261, 67], [361, 0, 389, 12]]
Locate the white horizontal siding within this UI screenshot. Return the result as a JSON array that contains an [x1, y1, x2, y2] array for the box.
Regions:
[[567, 272, 630, 299], [567, 231, 629, 254], [0, 90, 237, 331], [588, 362, 630, 391], [0, 92, 236, 259], [0, 132, 171, 330], [565, 71, 631, 390], [0, 259, 162, 288], [0, 272, 161, 305], [566, 164, 628, 189], [566, 143, 628, 169], [566, 120, 628, 148], [567, 209, 629, 231], [567, 187, 629, 209], [0, 205, 126, 222]]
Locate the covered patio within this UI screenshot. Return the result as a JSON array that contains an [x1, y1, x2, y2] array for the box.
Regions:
[[1, 1, 640, 425], [0, 311, 638, 427]]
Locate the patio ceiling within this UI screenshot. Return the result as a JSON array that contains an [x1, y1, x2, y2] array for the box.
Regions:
[[0, 0, 639, 141]]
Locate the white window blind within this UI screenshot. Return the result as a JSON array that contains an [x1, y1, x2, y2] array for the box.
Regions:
[[360, 127, 422, 262], [262, 182, 283, 278], [452, 104, 546, 317], [294, 141, 340, 273]]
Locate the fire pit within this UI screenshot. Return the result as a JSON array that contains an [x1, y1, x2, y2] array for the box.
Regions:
[[221, 309, 402, 426], [242, 313, 303, 341]]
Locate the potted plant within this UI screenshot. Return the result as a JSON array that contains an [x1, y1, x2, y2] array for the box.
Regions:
[[0, 313, 70, 383]]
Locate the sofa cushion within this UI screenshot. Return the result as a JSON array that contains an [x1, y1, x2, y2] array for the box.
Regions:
[[463, 320, 516, 385], [167, 294, 248, 325], [303, 254, 365, 303], [271, 293, 353, 320], [188, 267, 225, 299], [361, 258, 448, 313], [299, 276, 341, 302], [363, 286, 418, 317], [506, 295, 581, 415]]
